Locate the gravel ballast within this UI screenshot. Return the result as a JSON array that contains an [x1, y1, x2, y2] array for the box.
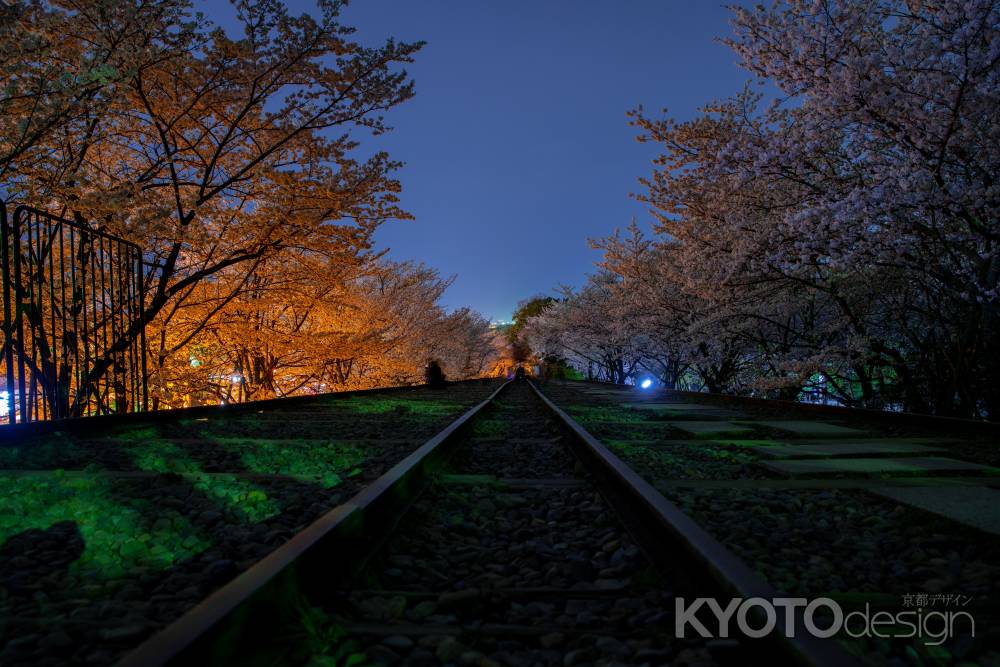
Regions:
[[0, 381, 500, 666], [538, 381, 1000, 665], [293, 382, 732, 667]]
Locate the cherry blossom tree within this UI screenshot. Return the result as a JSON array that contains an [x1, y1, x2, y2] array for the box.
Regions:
[[721, 0, 1000, 415], [624, 0, 1000, 416], [4, 0, 423, 402], [525, 1, 998, 416], [149, 257, 500, 406], [4, 1, 500, 409], [522, 273, 647, 384]]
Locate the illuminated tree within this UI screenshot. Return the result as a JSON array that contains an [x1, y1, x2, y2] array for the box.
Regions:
[[502, 296, 553, 367], [148, 257, 500, 406], [522, 273, 647, 384], [523, 1, 999, 415], [0, 1, 195, 187], [4, 0, 423, 402], [624, 0, 1000, 415], [717, 0, 1000, 415]]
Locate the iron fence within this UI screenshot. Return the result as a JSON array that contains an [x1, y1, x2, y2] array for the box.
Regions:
[[1, 202, 147, 423]]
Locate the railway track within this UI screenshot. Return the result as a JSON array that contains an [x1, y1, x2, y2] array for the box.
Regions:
[[314, 382, 701, 666], [537, 380, 1000, 665], [118, 380, 852, 667], [4, 376, 992, 665], [0, 380, 501, 667]]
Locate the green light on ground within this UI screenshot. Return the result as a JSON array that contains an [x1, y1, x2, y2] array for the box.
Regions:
[[564, 405, 647, 423], [331, 396, 465, 417], [0, 472, 209, 581], [215, 437, 368, 488], [119, 438, 281, 523]]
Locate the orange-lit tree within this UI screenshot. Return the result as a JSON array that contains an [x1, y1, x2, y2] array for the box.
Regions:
[[3, 0, 441, 405]]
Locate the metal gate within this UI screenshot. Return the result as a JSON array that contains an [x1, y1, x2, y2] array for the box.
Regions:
[[0, 202, 147, 423]]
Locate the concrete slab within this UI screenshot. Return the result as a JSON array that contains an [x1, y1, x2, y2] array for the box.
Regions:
[[657, 477, 1000, 490], [578, 421, 672, 429], [750, 442, 948, 459], [760, 457, 994, 477], [621, 402, 715, 410], [621, 403, 744, 420], [634, 439, 945, 459], [709, 438, 788, 448], [786, 438, 947, 447], [609, 439, 724, 449], [742, 420, 867, 437], [667, 421, 755, 437], [871, 487, 1000, 536], [621, 402, 738, 414], [580, 393, 636, 401]]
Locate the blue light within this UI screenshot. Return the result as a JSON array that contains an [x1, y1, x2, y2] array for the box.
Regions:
[[640, 378, 653, 389]]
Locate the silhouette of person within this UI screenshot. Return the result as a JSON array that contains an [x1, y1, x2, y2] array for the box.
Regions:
[[425, 360, 448, 389]]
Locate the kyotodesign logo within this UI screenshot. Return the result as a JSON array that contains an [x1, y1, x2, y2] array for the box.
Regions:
[[675, 597, 975, 646]]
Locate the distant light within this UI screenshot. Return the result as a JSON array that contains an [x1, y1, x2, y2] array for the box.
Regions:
[[231, 375, 242, 383], [640, 378, 653, 389], [0, 391, 8, 417]]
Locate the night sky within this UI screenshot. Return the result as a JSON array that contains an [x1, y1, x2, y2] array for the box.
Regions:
[[215, 1, 756, 321]]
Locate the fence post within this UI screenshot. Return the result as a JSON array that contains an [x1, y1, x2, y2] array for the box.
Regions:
[[0, 204, 147, 423]]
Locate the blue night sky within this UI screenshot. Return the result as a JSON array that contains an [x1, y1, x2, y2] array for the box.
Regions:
[[213, 1, 755, 321]]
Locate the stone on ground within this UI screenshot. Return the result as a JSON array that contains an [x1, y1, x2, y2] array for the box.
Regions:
[[621, 402, 717, 410], [742, 420, 866, 437], [751, 441, 948, 459], [871, 486, 1000, 536], [666, 421, 755, 437], [760, 457, 993, 476], [619, 402, 740, 417], [709, 438, 787, 448]]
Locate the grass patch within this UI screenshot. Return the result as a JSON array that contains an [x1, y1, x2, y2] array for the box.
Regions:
[[605, 438, 757, 479], [329, 396, 465, 418], [214, 437, 367, 488], [0, 472, 209, 582], [0, 436, 84, 469], [565, 405, 647, 424], [119, 438, 281, 522], [472, 418, 509, 437], [707, 438, 787, 448]]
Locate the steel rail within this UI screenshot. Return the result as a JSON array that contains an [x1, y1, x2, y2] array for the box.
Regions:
[[113, 377, 860, 666], [115, 379, 511, 667], [527, 380, 858, 667]]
